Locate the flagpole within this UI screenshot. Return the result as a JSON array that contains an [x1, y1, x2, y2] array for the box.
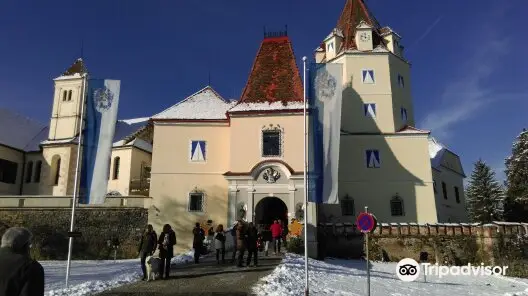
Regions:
[[302, 56, 309, 296], [65, 73, 87, 288]]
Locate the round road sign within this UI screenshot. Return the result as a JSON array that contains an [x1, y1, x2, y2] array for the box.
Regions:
[[356, 212, 376, 233]]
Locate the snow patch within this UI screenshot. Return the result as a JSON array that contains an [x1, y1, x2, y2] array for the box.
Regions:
[[120, 117, 149, 125], [43, 252, 194, 296], [252, 253, 528, 296], [153, 86, 233, 120], [229, 101, 305, 112]]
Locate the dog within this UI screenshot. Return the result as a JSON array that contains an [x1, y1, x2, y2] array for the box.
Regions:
[[145, 255, 162, 281]]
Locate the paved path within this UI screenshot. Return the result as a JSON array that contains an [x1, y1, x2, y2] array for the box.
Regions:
[[98, 251, 282, 296]]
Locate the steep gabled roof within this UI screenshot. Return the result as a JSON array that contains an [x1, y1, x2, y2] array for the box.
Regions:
[[428, 136, 466, 177], [0, 108, 47, 152], [152, 86, 234, 120], [62, 58, 87, 76], [335, 0, 385, 52], [237, 35, 303, 106]]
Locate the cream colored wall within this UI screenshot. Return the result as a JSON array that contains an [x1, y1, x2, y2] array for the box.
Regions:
[[229, 115, 304, 173], [149, 123, 230, 253], [433, 162, 468, 223], [130, 148, 152, 181], [0, 145, 24, 195], [320, 134, 437, 223], [107, 148, 133, 195], [21, 152, 45, 195], [333, 52, 412, 134], [49, 77, 84, 140], [40, 145, 77, 196]]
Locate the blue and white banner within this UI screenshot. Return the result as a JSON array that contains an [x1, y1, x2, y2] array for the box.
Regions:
[[307, 63, 343, 204], [80, 79, 121, 204]]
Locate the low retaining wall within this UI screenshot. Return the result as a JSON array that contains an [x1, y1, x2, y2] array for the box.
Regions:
[[318, 222, 528, 278], [0, 207, 147, 260]]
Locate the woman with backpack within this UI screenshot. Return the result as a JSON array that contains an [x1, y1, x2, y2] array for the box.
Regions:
[[157, 224, 176, 280], [213, 224, 226, 264]]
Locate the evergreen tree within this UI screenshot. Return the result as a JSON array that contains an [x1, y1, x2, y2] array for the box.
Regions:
[[504, 128, 528, 222], [465, 159, 504, 223]]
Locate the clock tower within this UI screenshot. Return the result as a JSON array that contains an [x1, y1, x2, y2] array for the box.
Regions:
[[355, 20, 373, 51]]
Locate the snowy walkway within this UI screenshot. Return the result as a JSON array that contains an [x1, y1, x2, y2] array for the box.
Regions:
[[252, 254, 528, 296], [98, 251, 282, 295]]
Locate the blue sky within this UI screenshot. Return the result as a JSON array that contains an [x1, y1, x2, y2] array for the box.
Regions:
[[0, 0, 526, 182]]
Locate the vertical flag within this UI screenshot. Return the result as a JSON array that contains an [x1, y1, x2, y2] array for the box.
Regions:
[[308, 63, 343, 204], [79, 79, 121, 204]]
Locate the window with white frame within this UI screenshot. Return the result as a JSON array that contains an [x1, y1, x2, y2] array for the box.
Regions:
[[190, 140, 206, 162], [188, 192, 204, 212], [262, 130, 281, 157], [366, 149, 380, 168], [362, 69, 375, 84], [364, 103, 376, 118]]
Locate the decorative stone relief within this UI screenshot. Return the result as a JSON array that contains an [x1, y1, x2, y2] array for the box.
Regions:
[[262, 167, 281, 183]]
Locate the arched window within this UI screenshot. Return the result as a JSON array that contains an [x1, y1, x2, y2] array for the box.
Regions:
[[390, 195, 404, 216], [341, 194, 355, 216], [34, 161, 42, 183], [112, 157, 120, 180], [25, 161, 33, 183], [68, 90, 73, 101], [51, 156, 61, 186], [62, 90, 68, 101]]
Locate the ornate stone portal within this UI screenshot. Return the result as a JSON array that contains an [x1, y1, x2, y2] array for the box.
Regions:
[[262, 167, 281, 183]]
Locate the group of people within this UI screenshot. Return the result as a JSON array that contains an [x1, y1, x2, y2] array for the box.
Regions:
[[137, 224, 176, 281]]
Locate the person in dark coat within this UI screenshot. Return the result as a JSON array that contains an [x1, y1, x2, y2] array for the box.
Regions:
[[192, 222, 205, 264], [236, 221, 247, 267], [246, 222, 258, 267], [230, 222, 238, 263], [138, 224, 157, 281], [157, 224, 176, 279], [0, 227, 44, 296], [261, 225, 272, 256]]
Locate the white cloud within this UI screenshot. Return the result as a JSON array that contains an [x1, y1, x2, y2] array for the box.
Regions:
[[420, 34, 512, 140]]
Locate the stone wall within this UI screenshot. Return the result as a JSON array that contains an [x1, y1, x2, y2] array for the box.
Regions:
[[318, 222, 528, 278], [0, 207, 147, 260]]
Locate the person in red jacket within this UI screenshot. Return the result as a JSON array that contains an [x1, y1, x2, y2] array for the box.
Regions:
[[270, 220, 283, 254]]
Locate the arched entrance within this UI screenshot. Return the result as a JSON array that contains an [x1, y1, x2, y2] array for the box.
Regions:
[[254, 197, 288, 228]]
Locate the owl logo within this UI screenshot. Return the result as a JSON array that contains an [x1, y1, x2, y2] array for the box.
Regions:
[[314, 68, 337, 102], [93, 87, 114, 113]]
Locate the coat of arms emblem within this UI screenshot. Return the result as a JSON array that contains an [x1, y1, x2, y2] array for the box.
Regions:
[[93, 87, 114, 112], [314, 68, 337, 102]]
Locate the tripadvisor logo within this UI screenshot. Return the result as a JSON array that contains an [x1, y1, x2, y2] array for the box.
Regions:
[[396, 258, 509, 281]]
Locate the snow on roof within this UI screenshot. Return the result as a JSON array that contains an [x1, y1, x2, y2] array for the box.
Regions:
[[229, 101, 305, 113], [152, 86, 233, 120], [113, 138, 152, 153], [113, 118, 149, 142], [428, 136, 448, 169], [0, 108, 47, 151], [54, 73, 85, 81], [120, 117, 149, 125]]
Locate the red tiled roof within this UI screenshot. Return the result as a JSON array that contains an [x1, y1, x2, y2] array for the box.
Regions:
[[238, 36, 303, 105], [62, 58, 87, 76], [335, 0, 385, 51]]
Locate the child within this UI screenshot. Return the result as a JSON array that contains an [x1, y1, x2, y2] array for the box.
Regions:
[[213, 224, 226, 264]]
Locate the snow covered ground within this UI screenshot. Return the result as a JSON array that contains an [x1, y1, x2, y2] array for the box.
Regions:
[[252, 254, 528, 296], [43, 251, 194, 296]]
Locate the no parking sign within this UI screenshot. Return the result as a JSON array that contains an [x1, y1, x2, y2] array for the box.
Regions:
[[356, 212, 377, 233]]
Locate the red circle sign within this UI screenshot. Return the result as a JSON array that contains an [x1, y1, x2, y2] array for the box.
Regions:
[[356, 212, 376, 233]]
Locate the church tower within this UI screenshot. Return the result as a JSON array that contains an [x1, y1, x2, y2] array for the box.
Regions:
[[316, 0, 438, 223], [40, 58, 88, 196]]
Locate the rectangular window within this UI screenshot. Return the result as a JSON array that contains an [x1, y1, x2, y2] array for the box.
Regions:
[[189, 193, 204, 212], [262, 130, 281, 157], [401, 107, 408, 122], [364, 103, 376, 118], [362, 69, 375, 84], [454, 186, 460, 203], [190, 140, 206, 162], [34, 161, 42, 183], [366, 150, 380, 168], [398, 74, 405, 88], [442, 182, 448, 200], [0, 158, 18, 184], [25, 162, 33, 183], [341, 196, 355, 216], [391, 197, 404, 216]]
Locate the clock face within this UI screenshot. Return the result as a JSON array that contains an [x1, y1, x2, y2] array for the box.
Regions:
[[360, 32, 370, 42]]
